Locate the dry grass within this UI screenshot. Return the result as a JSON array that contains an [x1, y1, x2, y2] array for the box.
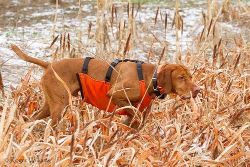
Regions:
[[0, 0, 250, 166]]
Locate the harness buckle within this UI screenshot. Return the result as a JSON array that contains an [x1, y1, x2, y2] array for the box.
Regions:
[[113, 59, 120, 65]]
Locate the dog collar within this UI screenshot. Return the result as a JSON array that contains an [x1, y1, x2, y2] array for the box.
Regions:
[[152, 67, 166, 99]]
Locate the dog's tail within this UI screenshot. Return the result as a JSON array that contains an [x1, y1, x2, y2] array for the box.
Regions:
[[11, 44, 49, 69]]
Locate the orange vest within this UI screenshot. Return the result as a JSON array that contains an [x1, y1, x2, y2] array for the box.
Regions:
[[78, 74, 152, 115], [78, 58, 153, 115]]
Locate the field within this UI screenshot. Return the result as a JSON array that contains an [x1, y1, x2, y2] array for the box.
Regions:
[[0, 0, 250, 166]]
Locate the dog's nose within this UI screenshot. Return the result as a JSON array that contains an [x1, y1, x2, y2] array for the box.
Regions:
[[192, 85, 201, 98]]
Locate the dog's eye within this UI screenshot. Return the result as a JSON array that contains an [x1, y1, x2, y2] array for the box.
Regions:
[[178, 76, 185, 80]]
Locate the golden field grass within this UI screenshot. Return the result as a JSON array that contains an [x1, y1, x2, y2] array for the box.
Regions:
[[0, 0, 250, 166]]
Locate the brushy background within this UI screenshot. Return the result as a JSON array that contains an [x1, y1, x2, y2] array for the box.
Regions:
[[0, 0, 250, 166]]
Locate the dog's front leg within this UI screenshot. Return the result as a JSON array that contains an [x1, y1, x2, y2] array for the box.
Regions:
[[107, 82, 141, 128], [122, 106, 151, 130], [112, 99, 141, 129]]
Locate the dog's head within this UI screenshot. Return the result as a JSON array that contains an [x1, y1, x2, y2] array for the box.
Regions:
[[158, 64, 200, 99]]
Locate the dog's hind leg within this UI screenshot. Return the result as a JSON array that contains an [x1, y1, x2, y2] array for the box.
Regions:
[[32, 101, 50, 120], [46, 87, 70, 128], [50, 102, 68, 128]]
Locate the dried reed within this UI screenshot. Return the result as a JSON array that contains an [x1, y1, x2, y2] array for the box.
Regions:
[[0, 0, 249, 166]]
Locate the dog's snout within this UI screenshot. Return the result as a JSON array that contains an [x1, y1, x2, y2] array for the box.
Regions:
[[192, 85, 201, 98]]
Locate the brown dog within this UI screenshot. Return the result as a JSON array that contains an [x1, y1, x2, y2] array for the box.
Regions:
[[11, 45, 200, 127]]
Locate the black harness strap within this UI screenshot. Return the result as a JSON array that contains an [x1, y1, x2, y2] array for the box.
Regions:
[[78, 57, 94, 99], [136, 62, 143, 81], [105, 59, 145, 82], [152, 68, 166, 99], [82, 57, 93, 74], [124, 59, 144, 64], [105, 59, 120, 82]]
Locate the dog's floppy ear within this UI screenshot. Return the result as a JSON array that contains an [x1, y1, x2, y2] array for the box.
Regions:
[[158, 65, 174, 94]]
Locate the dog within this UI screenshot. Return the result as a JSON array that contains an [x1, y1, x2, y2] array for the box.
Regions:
[[11, 44, 201, 128]]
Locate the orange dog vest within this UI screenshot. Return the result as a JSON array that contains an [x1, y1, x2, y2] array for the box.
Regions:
[[78, 58, 153, 115]]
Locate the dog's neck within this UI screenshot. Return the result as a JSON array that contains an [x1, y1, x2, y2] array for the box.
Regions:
[[157, 65, 164, 73], [143, 64, 165, 97]]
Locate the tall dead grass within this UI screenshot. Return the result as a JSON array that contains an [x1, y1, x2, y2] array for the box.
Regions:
[[0, 0, 250, 166]]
